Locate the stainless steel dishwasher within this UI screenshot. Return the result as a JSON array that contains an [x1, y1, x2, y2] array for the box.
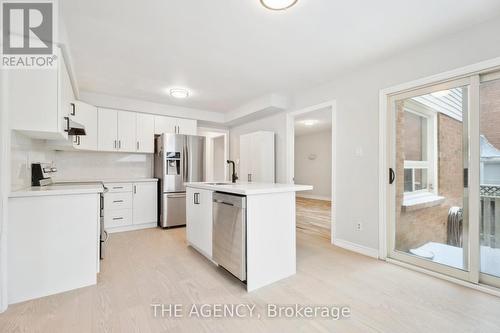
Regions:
[[212, 192, 246, 281]]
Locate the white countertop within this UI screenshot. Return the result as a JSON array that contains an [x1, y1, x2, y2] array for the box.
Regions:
[[9, 178, 158, 198], [9, 183, 105, 198], [57, 178, 158, 184], [185, 182, 313, 195]]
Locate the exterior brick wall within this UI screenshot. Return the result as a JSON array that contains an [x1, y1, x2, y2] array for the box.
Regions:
[[396, 103, 463, 251], [481, 79, 500, 150]]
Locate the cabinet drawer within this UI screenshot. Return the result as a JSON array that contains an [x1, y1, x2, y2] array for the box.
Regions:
[[104, 209, 132, 228], [105, 183, 133, 193], [104, 192, 132, 211]]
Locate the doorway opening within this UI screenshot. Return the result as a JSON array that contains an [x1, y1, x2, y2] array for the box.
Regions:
[[197, 128, 229, 182], [286, 102, 336, 242]]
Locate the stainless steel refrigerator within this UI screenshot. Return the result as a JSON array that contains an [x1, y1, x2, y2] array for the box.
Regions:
[[154, 133, 205, 228]]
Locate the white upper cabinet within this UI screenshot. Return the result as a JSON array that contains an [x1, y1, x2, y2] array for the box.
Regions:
[[154, 116, 177, 134], [9, 47, 73, 140], [97, 108, 119, 151], [70, 101, 98, 151], [98, 109, 156, 153], [239, 131, 275, 183], [117, 111, 136, 152], [154, 116, 197, 135], [176, 118, 197, 135], [136, 113, 155, 153]]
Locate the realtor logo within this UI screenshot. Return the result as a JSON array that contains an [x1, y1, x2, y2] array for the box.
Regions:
[[1, 0, 57, 68]]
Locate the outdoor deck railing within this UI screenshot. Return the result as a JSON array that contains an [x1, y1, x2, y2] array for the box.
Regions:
[[480, 185, 500, 248]]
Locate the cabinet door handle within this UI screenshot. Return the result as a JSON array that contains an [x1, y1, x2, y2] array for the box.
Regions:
[[118, 140, 121, 149], [77, 136, 81, 146], [113, 140, 117, 149], [194, 192, 200, 204], [64, 117, 70, 132], [133, 185, 137, 194], [112, 217, 124, 221], [137, 141, 140, 151], [389, 168, 395, 185], [70, 103, 76, 116], [113, 200, 124, 203], [113, 186, 124, 189]]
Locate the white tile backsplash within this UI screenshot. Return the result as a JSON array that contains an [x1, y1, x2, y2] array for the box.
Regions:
[[53, 150, 153, 181], [10, 131, 153, 190]]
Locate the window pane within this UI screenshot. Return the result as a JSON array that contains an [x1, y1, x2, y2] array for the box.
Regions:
[[404, 111, 427, 161], [395, 85, 468, 272], [480, 77, 500, 279], [404, 169, 413, 192], [414, 169, 428, 191]]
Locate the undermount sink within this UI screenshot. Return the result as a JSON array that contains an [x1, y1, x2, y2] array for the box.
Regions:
[[205, 182, 233, 186]]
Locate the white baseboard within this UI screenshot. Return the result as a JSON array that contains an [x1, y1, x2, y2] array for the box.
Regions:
[[333, 238, 380, 259], [296, 194, 331, 201], [107, 222, 157, 234]]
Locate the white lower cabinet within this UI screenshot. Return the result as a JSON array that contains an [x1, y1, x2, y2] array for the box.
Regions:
[[133, 182, 158, 225], [186, 187, 213, 258], [104, 181, 158, 233]]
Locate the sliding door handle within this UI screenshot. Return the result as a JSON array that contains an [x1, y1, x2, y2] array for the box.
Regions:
[[389, 168, 395, 185]]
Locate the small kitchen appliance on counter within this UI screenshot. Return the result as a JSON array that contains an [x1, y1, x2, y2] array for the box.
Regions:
[[31, 163, 57, 186]]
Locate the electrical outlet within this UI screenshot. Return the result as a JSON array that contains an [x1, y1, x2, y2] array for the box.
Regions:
[[355, 222, 363, 231]]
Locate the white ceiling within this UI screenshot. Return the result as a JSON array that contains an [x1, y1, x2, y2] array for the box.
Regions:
[[62, 0, 500, 113], [295, 107, 332, 136]]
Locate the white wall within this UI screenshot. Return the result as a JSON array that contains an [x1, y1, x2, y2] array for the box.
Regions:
[[213, 136, 225, 181], [294, 130, 332, 200], [290, 16, 500, 251], [229, 112, 288, 183], [10, 132, 153, 190]]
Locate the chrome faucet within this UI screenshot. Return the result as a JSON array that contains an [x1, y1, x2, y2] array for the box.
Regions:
[[227, 160, 238, 183]]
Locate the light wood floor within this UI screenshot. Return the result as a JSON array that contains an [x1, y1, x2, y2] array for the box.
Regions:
[[296, 197, 331, 239], [2, 227, 500, 332]]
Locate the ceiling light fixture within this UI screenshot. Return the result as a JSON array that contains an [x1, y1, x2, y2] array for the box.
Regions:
[[302, 119, 318, 126], [169, 88, 190, 99], [260, 0, 298, 11]]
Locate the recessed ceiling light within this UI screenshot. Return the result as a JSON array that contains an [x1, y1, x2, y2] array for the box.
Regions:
[[260, 0, 298, 11], [302, 119, 318, 126], [431, 90, 451, 98], [169, 88, 189, 99]]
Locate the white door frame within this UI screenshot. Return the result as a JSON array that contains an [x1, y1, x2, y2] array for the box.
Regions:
[[378, 56, 500, 289], [285, 100, 337, 243], [0, 69, 9, 312]]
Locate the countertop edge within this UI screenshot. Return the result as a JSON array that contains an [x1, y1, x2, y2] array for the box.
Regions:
[[9, 187, 105, 198], [185, 183, 313, 195]]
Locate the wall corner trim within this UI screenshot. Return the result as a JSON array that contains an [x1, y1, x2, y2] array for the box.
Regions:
[[333, 238, 380, 259]]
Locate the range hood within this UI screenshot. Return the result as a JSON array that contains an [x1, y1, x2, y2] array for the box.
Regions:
[[64, 117, 87, 136]]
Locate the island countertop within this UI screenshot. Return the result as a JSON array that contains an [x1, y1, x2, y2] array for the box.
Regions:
[[185, 182, 312, 195]]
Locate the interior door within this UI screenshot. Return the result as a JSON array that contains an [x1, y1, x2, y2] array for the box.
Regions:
[[388, 78, 472, 280]]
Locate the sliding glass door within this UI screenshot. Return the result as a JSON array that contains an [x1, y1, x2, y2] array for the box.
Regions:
[[479, 72, 500, 288], [388, 69, 500, 288], [388, 78, 471, 280]]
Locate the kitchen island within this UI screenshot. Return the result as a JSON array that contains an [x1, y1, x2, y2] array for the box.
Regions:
[[185, 182, 312, 291]]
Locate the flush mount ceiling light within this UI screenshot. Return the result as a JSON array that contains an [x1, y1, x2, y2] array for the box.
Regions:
[[302, 119, 318, 126], [260, 0, 298, 11], [169, 88, 189, 99]]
